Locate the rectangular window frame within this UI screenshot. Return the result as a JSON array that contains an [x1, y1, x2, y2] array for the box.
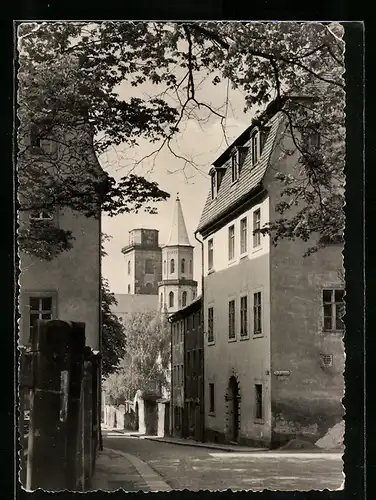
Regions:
[[252, 208, 261, 249], [207, 305, 214, 344], [207, 238, 214, 272], [209, 383, 215, 414], [228, 298, 236, 341], [254, 383, 263, 422], [240, 216, 248, 256], [240, 294, 249, 339], [322, 288, 345, 332], [231, 153, 239, 184], [228, 224, 235, 262], [22, 291, 58, 345], [253, 290, 263, 337]]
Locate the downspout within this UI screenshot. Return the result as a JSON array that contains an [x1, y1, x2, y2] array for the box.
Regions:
[[194, 230, 205, 442], [168, 314, 173, 437]]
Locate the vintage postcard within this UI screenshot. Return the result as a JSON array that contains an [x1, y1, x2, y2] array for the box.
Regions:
[[17, 20, 349, 492]]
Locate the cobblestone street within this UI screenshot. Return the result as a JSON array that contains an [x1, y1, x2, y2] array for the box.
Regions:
[[101, 432, 344, 492]]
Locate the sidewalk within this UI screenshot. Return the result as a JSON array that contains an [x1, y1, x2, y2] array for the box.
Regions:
[[91, 446, 171, 492]]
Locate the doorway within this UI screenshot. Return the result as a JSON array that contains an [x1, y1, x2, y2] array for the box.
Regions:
[[227, 376, 240, 443]]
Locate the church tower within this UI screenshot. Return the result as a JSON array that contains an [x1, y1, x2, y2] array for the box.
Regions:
[[158, 194, 197, 314]]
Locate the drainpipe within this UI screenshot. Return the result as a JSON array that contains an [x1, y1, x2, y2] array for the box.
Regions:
[[168, 314, 173, 437], [194, 231, 205, 442]]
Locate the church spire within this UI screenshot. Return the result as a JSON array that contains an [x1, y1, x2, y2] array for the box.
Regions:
[[166, 193, 191, 246]]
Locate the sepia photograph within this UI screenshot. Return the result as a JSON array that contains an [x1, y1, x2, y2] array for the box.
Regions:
[[17, 20, 348, 492]]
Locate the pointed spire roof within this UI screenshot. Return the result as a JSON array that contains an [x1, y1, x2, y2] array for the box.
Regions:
[[166, 193, 191, 246]]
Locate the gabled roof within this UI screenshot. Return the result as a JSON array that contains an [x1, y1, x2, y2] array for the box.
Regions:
[[165, 194, 191, 247], [196, 111, 281, 234]]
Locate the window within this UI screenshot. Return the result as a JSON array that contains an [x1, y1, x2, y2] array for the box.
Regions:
[[128, 284, 131, 294], [169, 291, 174, 308], [253, 292, 262, 334], [127, 260, 131, 275], [189, 260, 192, 274], [208, 307, 214, 343], [228, 300, 236, 339], [29, 210, 53, 221], [253, 209, 261, 248], [182, 291, 187, 307], [323, 289, 344, 331], [209, 383, 215, 413], [170, 259, 175, 273], [240, 296, 248, 337], [181, 258, 185, 274], [211, 173, 217, 199], [231, 154, 239, 183], [187, 351, 191, 371], [160, 292, 163, 307], [29, 296, 53, 342], [237, 146, 248, 166], [163, 260, 166, 275], [255, 384, 263, 420], [251, 131, 259, 165], [208, 239, 214, 270], [320, 353, 333, 368], [180, 364, 184, 386], [228, 225, 235, 261], [145, 259, 153, 274], [180, 320, 183, 342], [240, 217, 248, 254], [192, 289, 196, 301]]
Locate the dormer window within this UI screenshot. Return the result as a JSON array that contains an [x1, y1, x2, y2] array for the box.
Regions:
[[231, 153, 239, 183], [29, 210, 53, 221], [251, 131, 259, 166], [211, 172, 217, 200]]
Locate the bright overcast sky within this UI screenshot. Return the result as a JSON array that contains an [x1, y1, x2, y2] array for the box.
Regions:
[[100, 70, 255, 294]]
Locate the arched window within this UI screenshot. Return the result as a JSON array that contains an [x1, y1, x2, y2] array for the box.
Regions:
[[128, 284, 131, 294], [128, 260, 131, 275], [160, 293, 163, 307], [169, 291, 174, 308], [163, 260, 166, 275], [181, 258, 185, 274], [170, 259, 175, 274], [182, 291, 187, 307]]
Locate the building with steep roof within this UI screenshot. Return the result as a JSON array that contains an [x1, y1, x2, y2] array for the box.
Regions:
[[196, 99, 344, 448], [158, 195, 198, 314]]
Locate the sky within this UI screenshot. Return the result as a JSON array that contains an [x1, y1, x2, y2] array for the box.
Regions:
[[100, 73, 255, 294]]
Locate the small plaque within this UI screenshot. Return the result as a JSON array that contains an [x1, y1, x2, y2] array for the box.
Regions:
[[274, 370, 291, 376]]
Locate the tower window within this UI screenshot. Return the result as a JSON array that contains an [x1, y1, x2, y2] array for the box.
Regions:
[[160, 293, 163, 308], [169, 291, 174, 308], [128, 284, 131, 294], [181, 258, 185, 274], [163, 260, 166, 276], [182, 291, 187, 307], [170, 259, 175, 274], [128, 260, 131, 275]]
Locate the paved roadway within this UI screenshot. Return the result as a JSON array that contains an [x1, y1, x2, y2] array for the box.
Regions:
[[103, 433, 344, 492]]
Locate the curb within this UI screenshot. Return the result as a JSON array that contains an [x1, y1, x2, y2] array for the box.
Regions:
[[105, 448, 171, 492], [142, 436, 268, 453]]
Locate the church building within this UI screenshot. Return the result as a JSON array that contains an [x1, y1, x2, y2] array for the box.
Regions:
[[158, 194, 198, 314]]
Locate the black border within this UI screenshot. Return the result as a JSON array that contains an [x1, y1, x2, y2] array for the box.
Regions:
[[6, 12, 365, 500]]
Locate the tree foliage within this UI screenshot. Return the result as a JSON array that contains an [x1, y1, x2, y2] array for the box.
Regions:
[[103, 311, 170, 402], [101, 278, 126, 378], [17, 21, 345, 256]]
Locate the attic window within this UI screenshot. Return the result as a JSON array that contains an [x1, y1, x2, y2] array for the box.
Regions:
[[30, 210, 53, 221], [231, 154, 239, 183], [211, 172, 217, 199], [237, 146, 248, 167], [251, 131, 259, 166]]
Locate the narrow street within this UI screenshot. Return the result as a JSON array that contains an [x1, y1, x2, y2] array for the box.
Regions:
[[102, 432, 344, 491]]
